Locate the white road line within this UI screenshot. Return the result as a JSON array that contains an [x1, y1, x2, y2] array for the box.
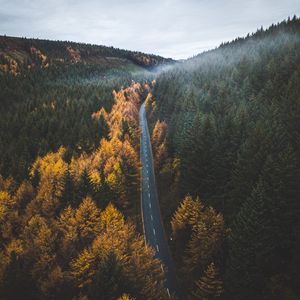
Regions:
[[150, 215, 153, 221], [149, 202, 151, 209], [161, 264, 164, 272], [153, 228, 156, 235], [148, 192, 150, 197], [167, 288, 170, 298], [156, 245, 159, 252], [148, 184, 150, 189]]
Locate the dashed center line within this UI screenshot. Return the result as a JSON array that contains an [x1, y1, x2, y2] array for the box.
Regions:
[[156, 245, 159, 252], [167, 288, 171, 298], [153, 228, 156, 235], [150, 214, 153, 221]]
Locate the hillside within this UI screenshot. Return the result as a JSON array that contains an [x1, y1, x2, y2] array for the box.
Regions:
[[0, 15, 300, 300], [146, 16, 300, 299], [0, 35, 173, 75], [0, 35, 173, 182]]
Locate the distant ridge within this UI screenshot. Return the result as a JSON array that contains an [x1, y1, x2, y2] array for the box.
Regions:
[[0, 35, 174, 75]]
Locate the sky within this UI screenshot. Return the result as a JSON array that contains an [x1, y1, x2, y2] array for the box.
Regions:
[[0, 0, 299, 59]]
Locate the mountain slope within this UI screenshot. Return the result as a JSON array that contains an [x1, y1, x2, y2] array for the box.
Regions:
[[146, 16, 300, 299], [0, 35, 173, 75]]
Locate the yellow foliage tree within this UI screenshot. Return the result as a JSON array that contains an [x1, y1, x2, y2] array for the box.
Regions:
[[75, 197, 101, 244]]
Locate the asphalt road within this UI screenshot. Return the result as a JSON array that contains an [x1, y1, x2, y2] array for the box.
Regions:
[[139, 103, 181, 300]]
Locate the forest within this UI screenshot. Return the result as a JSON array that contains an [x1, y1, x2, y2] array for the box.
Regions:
[[0, 16, 300, 300], [0, 36, 173, 299], [0, 80, 172, 300], [147, 16, 300, 299]]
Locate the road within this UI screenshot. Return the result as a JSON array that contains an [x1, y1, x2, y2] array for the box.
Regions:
[[139, 103, 181, 300]]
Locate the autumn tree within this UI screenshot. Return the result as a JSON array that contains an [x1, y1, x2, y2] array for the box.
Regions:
[[151, 120, 168, 171]]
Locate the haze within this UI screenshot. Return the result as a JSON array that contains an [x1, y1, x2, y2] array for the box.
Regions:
[[0, 0, 299, 59]]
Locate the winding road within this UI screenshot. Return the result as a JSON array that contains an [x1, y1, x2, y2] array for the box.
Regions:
[[139, 103, 180, 300]]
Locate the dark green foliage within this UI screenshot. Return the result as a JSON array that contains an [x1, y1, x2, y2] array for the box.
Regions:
[[0, 35, 172, 183], [227, 145, 300, 299], [1, 252, 36, 300], [87, 252, 125, 300], [0, 35, 173, 72], [76, 169, 93, 204], [61, 169, 75, 206], [151, 17, 300, 299], [0, 66, 119, 182], [193, 263, 223, 300]]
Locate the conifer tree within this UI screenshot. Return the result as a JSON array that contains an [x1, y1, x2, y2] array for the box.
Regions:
[[192, 263, 223, 300]]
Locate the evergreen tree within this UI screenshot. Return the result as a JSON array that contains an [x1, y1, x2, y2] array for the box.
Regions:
[[61, 169, 75, 206], [76, 169, 92, 205], [87, 252, 124, 300], [192, 263, 223, 300]]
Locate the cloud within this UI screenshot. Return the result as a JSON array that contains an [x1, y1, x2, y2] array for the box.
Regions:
[[0, 0, 299, 59]]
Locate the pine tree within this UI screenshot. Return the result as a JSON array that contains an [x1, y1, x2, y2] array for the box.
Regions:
[[192, 263, 223, 300], [61, 169, 75, 207], [226, 184, 266, 299], [75, 197, 101, 246], [76, 168, 92, 205], [87, 252, 124, 300], [227, 145, 300, 299]]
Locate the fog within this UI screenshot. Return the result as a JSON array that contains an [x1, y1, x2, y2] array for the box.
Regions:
[[0, 0, 299, 59]]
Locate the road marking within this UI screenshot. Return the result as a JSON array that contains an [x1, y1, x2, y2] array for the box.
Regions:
[[148, 192, 150, 197], [161, 264, 164, 272], [167, 288, 170, 298], [156, 245, 159, 252], [150, 214, 153, 221], [148, 184, 150, 189], [149, 202, 151, 209], [153, 228, 156, 235]]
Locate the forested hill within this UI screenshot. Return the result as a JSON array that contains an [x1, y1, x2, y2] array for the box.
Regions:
[[0, 35, 173, 75], [146, 16, 300, 299], [0, 25, 175, 300], [0, 34, 173, 182]]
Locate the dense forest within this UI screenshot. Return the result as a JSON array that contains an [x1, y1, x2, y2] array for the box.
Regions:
[[146, 16, 300, 299], [0, 36, 173, 299], [1, 16, 300, 300], [0, 35, 173, 74], [0, 81, 173, 300], [0, 36, 173, 182]]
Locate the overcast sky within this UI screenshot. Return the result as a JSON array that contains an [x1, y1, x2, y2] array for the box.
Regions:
[[0, 0, 299, 59]]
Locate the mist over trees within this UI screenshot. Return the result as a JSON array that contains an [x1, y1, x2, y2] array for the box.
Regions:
[[148, 16, 300, 299], [0, 15, 299, 300]]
